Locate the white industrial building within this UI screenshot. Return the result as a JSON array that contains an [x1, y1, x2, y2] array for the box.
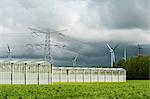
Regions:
[[0, 60, 126, 84]]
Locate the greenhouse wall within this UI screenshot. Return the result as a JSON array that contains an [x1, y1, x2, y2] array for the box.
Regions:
[[53, 67, 126, 82], [0, 61, 53, 84], [0, 61, 126, 84]]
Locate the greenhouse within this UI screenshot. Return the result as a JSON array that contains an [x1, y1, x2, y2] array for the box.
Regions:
[[53, 67, 126, 82], [0, 60, 126, 84], [0, 60, 52, 84]]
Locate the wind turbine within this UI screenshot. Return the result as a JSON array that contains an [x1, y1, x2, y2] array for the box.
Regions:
[[107, 43, 119, 67], [7, 44, 12, 60], [72, 54, 79, 67]]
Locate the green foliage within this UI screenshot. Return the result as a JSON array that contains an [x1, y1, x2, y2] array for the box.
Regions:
[[0, 80, 150, 99], [115, 55, 150, 79]]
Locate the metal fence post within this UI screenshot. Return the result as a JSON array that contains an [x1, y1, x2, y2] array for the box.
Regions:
[[48, 64, 49, 84], [125, 70, 126, 82], [111, 70, 113, 82], [37, 64, 40, 85], [90, 69, 92, 82], [104, 70, 106, 82], [75, 69, 77, 82], [67, 69, 69, 82], [60, 69, 63, 82], [97, 70, 99, 82], [24, 63, 27, 85], [51, 64, 53, 84], [59, 69, 61, 82], [83, 69, 85, 82], [118, 70, 120, 82], [11, 63, 13, 85], [99, 70, 101, 82]]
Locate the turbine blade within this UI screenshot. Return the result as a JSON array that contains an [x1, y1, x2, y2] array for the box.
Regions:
[[7, 45, 11, 52], [107, 44, 113, 52], [74, 54, 78, 62], [113, 43, 120, 50]]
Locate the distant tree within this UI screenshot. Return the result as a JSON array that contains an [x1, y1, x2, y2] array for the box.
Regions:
[[114, 59, 125, 68], [116, 55, 150, 80]]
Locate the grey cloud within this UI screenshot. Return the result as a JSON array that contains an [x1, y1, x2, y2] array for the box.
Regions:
[[87, 0, 149, 30], [0, 0, 150, 66]]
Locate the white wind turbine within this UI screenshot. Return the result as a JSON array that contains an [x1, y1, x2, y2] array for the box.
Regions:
[[7, 44, 13, 60], [72, 54, 79, 67], [107, 43, 119, 67], [72, 44, 82, 67]]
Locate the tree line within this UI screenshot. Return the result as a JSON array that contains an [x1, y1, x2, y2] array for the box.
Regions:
[[115, 55, 150, 80]]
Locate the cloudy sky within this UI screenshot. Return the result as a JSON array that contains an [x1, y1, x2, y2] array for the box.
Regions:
[[0, 0, 149, 66]]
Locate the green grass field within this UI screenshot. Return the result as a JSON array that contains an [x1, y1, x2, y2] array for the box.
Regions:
[[0, 80, 149, 99]]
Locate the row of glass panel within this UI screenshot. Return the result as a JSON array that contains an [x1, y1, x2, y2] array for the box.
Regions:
[[0, 62, 126, 84]]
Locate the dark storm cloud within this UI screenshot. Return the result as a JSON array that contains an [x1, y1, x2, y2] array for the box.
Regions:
[[0, 0, 149, 66], [87, 0, 150, 30]]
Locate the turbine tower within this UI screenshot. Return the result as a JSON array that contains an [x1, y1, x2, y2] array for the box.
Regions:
[[123, 47, 127, 61], [107, 43, 119, 67]]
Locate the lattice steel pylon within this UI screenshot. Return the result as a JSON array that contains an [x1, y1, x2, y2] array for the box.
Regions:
[[44, 32, 53, 63], [28, 27, 66, 64], [137, 44, 143, 55]]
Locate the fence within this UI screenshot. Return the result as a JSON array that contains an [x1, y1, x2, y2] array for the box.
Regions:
[[0, 61, 126, 84]]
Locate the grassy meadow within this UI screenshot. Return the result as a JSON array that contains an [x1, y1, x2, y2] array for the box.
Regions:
[[0, 80, 149, 99]]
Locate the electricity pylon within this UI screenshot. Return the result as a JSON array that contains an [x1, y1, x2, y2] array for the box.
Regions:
[[28, 27, 67, 64], [137, 44, 143, 55]]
